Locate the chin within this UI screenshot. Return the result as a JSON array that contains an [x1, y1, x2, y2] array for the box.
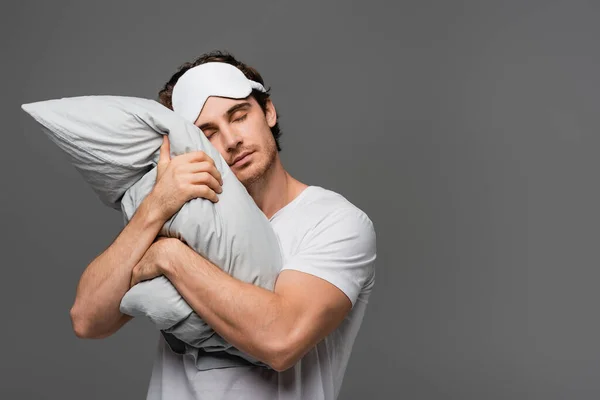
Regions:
[[237, 166, 264, 187], [237, 157, 272, 187], [237, 141, 277, 186]]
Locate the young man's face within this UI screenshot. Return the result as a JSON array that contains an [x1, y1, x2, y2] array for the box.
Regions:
[[194, 95, 278, 187]]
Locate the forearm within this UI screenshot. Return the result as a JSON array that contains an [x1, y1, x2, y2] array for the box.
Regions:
[[163, 243, 297, 368], [70, 196, 165, 337]]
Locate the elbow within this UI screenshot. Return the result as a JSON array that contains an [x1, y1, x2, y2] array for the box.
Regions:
[[264, 338, 303, 372], [69, 306, 104, 339], [269, 358, 296, 373], [70, 310, 89, 338], [70, 306, 130, 339], [69, 307, 92, 338], [269, 351, 301, 373]]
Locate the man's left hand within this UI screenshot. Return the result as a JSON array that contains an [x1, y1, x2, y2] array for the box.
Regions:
[[129, 236, 177, 288]]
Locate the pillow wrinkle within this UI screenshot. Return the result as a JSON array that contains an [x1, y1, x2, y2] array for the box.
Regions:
[[22, 95, 282, 370]]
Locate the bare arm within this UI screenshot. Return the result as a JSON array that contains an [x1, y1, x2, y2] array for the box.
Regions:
[[69, 134, 222, 339], [69, 196, 165, 339], [162, 242, 352, 372], [154, 208, 376, 371]]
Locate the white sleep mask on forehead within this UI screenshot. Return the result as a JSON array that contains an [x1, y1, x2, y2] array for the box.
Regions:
[[171, 62, 267, 124]]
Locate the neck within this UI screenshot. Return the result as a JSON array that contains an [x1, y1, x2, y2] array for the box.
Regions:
[[246, 154, 308, 220]]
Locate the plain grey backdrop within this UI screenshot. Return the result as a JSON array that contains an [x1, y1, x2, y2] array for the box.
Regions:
[[2, 0, 600, 399]]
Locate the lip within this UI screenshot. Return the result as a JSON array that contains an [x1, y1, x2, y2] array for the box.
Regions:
[[231, 151, 253, 166]]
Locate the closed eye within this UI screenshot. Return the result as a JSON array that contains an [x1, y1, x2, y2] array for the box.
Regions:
[[204, 130, 217, 139], [234, 114, 248, 123]]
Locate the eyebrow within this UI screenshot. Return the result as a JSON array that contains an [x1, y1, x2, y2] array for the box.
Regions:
[[197, 102, 252, 131]]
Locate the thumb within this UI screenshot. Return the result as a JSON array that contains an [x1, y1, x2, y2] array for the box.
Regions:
[[158, 135, 171, 164], [156, 135, 170, 179]]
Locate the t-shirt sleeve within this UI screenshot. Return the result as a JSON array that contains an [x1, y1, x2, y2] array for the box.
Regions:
[[280, 207, 377, 308]]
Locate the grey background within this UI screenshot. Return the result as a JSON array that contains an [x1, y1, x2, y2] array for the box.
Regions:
[[2, 0, 599, 399]]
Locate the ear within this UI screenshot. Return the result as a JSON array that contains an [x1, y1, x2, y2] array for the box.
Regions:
[[265, 98, 277, 128]]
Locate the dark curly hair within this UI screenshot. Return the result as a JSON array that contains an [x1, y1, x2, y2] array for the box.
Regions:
[[158, 50, 282, 151]]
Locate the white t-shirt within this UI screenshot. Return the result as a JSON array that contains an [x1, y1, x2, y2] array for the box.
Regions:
[[145, 185, 377, 400]]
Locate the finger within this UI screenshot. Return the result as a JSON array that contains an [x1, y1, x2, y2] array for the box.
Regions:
[[191, 171, 223, 194], [186, 150, 215, 166], [193, 184, 219, 203], [183, 161, 223, 185], [204, 162, 223, 185]]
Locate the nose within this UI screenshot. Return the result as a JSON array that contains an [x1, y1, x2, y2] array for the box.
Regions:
[[221, 124, 243, 151]]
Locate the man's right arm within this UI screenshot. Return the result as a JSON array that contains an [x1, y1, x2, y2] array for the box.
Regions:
[[69, 195, 166, 339]]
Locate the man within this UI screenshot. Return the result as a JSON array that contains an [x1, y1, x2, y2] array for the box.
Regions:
[[69, 50, 377, 400]]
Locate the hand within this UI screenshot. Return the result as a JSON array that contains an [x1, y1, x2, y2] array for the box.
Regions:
[[147, 135, 223, 222], [129, 236, 176, 288]]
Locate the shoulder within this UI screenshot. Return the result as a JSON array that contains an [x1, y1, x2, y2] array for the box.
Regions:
[[279, 186, 377, 306], [293, 186, 376, 254], [296, 186, 359, 210], [295, 186, 375, 230]]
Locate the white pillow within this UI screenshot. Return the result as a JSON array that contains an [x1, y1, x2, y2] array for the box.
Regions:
[[21, 96, 282, 369]]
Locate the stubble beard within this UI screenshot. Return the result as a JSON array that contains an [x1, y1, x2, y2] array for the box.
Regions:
[[238, 137, 278, 190]]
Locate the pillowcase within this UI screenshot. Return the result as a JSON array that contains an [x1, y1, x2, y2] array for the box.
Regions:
[[22, 96, 164, 211], [21, 96, 282, 370]]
